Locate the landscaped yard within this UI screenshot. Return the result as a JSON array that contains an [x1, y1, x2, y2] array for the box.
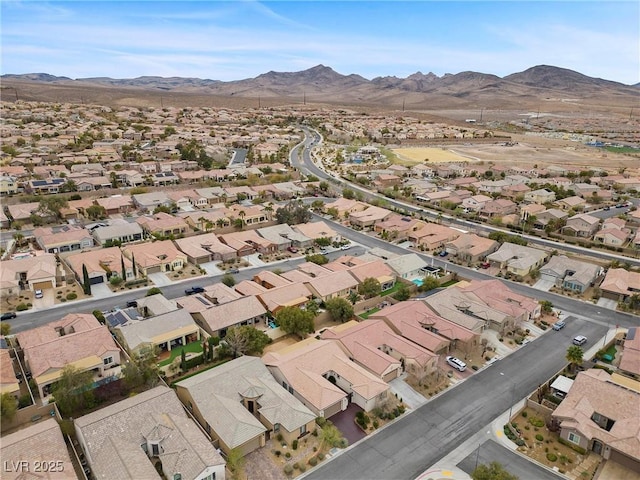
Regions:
[[359, 307, 380, 319], [380, 283, 403, 297], [158, 341, 203, 367]]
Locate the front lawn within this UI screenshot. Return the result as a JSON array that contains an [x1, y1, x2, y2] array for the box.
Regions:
[[158, 341, 203, 367], [359, 307, 381, 319]]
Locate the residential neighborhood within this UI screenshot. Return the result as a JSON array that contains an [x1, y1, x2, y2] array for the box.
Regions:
[[0, 97, 638, 480]]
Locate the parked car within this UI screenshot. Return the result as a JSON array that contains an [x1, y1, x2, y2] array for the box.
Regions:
[[185, 286, 205, 295], [287, 246, 299, 253], [603, 206, 611, 211], [573, 335, 587, 346], [439, 250, 448, 257], [481, 262, 491, 269], [1, 312, 17, 320], [552, 320, 566, 331], [228, 268, 240, 274], [34, 289, 43, 299], [340, 244, 352, 250], [446, 355, 467, 372], [126, 300, 138, 308]]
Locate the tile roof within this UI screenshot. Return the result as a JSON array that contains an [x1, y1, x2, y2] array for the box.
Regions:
[[195, 296, 267, 332], [75, 386, 224, 480], [553, 369, 640, 460], [305, 270, 359, 298], [1, 418, 78, 480], [600, 268, 640, 296], [540, 255, 600, 287], [176, 356, 315, 448], [116, 309, 198, 351]]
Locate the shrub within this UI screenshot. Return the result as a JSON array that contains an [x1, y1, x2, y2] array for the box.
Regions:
[[536, 434, 544, 441], [547, 453, 558, 462], [529, 416, 545, 427], [316, 417, 327, 427], [372, 420, 379, 429], [312, 446, 317, 452], [293, 462, 299, 470], [283, 464, 293, 475], [309, 456, 318, 466], [275, 450, 281, 457], [521, 411, 528, 418], [471, 365, 479, 371], [16, 303, 29, 311], [558, 437, 587, 454], [276, 433, 283, 442], [318, 453, 325, 460], [285, 452, 291, 459], [292, 439, 298, 450], [516, 439, 525, 446], [66, 292, 77, 300], [299, 465, 306, 473]]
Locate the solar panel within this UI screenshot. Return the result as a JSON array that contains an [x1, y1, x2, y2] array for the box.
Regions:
[[627, 327, 636, 341]]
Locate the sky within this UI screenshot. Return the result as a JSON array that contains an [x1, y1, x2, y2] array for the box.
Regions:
[[1, 1, 638, 85]]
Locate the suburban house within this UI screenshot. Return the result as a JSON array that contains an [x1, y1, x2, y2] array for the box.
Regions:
[[92, 220, 144, 246], [304, 270, 359, 302], [618, 327, 640, 379], [137, 212, 189, 237], [1, 419, 78, 480], [347, 260, 396, 291], [480, 199, 517, 218], [534, 208, 568, 229], [0, 253, 60, 295], [219, 230, 277, 255], [33, 226, 94, 253], [385, 253, 431, 282], [174, 233, 237, 263], [16, 313, 120, 399], [257, 224, 313, 250], [444, 234, 499, 264], [556, 195, 587, 211], [485, 242, 548, 277], [524, 188, 556, 204], [373, 215, 426, 241], [425, 280, 539, 333], [263, 339, 390, 418], [293, 221, 341, 243], [0, 348, 20, 399], [132, 191, 173, 212], [321, 320, 438, 381], [65, 247, 135, 286], [594, 227, 631, 247], [370, 301, 479, 355], [600, 268, 640, 302], [323, 198, 368, 218], [408, 224, 461, 250], [114, 308, 201, 356], [0, 174, 18, 195], [562, 213, 601, 238], [552, 369, 640, 472], [190, 295, 267, 338], [175, 356, 316, 456], [74, 386, 226, 480], [349, 205, 393, 229], [95, 195, 134, 215], [122, 240, 188, 275], [257, 282, 314, 313], [462, 194, 492, 212], [539, 256, 601, 293]]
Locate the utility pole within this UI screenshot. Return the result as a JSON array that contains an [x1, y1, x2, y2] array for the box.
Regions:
[[402, 99, 405, 112]]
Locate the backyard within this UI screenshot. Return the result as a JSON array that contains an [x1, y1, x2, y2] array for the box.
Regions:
[[157, 340, 203, 367]]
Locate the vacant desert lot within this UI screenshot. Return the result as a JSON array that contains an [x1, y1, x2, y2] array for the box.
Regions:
[[391, 147, 473, 165]]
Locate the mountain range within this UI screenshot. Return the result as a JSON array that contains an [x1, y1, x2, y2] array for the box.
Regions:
[[2, 65, 638, 111]]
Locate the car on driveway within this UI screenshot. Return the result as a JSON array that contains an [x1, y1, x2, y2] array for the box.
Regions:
[[552, 320, 566, 331], [34, 289, 43, 299], [1, 312, 17, 320], [185, 286, 205, 295], [446, 355, 467, 372], [573, 335, 587, 346], [340, 244, 352, 250]]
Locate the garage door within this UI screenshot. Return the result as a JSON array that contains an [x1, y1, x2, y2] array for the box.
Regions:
[[609, 449, 640, 473], [32, 281, 53, 290], [540, 273, 556, 284], [89, 276, 104, 285], [146, 265, 162, 274]]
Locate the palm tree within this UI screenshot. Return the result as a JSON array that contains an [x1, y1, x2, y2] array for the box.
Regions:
[[238, 210, 246, 226], [216, 218, 226, 229], [566, 345, 584, 372]]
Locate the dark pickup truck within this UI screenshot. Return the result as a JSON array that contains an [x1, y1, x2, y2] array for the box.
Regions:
[[185, 286, 205, 295]]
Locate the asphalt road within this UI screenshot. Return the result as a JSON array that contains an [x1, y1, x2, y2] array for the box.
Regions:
[[305, 314, 606, 480], [295, 127, 640, 267], [458, 440, 563, 480]]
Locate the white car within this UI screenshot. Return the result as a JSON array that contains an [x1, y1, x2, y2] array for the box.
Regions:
[[34, 289, 43, 299], [340, 244, 351, 250]]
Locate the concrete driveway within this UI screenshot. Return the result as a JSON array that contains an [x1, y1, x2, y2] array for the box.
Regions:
[[533, 278, 555, 291], [90, 283, 113, 299], [148, 272, 172, 286], [597, 297, 618, 310], [200, 261, 223, 275], [245, 253, 266, 267], [389, 375, 427, 409], [32, 288, 55, 309]]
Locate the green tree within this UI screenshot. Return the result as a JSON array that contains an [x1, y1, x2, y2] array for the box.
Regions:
[[318, 422, 343, 452], [276, 306, 316, 339], [86, 204, 107, 220], [0, 392, 17, 422], [122, 345, 159, 389], [472, 461, 519, 480], [539, 300, 554, 314], [146, 287, 162, 297], [393, 282, 411, 301], [180, 349, 187, 371], [37, 196, 68, 220], [121, 255, 126, 280], [51, 365, 95, 416], [221, 273, 236, 287], [326, 207, 339, 219], [566, 345, 584, 372], [325, 297, 354, 323], [224, 326, 271, 356], [358, 278, 381, 299], [311, 200, 325, 211], [0, 322, 10, 336], [305, 253, 329, 265], [342, 188, 355, 199], [82, 264, 92, 295], [131, 253, 137, 277]]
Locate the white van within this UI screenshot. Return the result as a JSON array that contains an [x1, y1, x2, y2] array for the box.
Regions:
[[446, 355, 467, 372]]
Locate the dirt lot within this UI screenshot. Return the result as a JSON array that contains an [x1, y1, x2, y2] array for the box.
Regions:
[[391, 147, 472, 165]]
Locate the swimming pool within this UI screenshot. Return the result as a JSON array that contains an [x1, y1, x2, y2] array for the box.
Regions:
[[412, 279, 424, 287]]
